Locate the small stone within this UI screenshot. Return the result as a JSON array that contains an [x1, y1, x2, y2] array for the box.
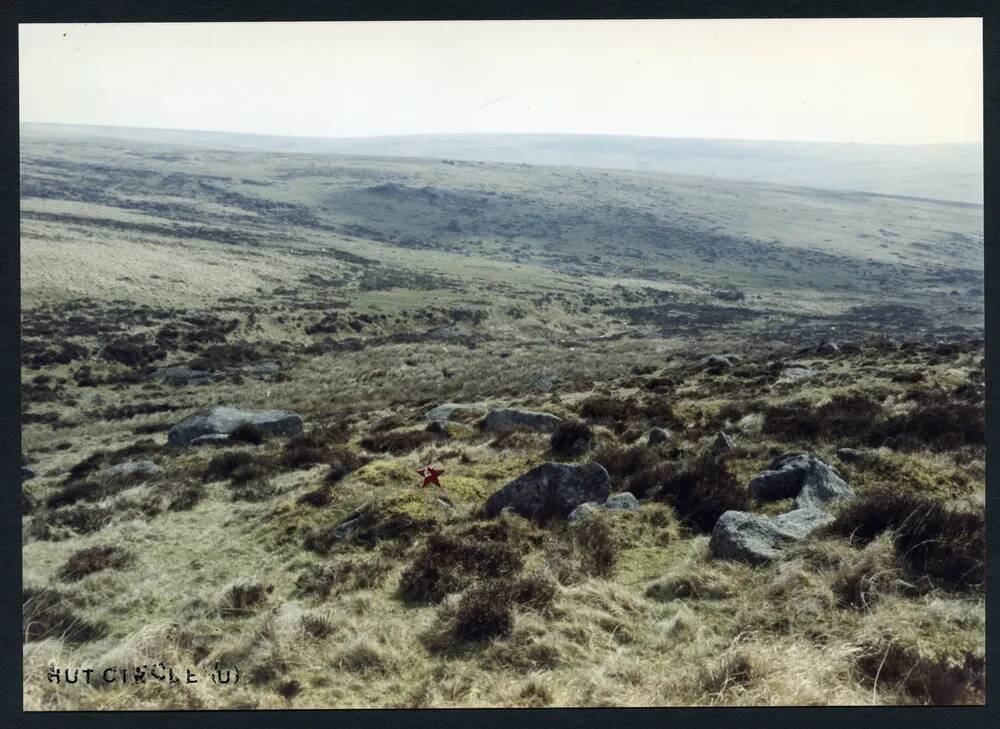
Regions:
[[647, 427, 673, 446], [604, 492, 640, 511], [567, 502, 602, 522]]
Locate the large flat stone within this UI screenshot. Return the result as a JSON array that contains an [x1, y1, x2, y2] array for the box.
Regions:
[[484, 462, 611, 520], [168, 406, 304, 446]]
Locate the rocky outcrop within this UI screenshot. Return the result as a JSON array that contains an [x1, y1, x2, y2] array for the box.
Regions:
[[424, 403, 487, 423], [749, 452, 854, 509], [709, 508, 834, 564], [484, 462, 611, 520], [481, 408, 561, 432], [168, 406, 303, 446]]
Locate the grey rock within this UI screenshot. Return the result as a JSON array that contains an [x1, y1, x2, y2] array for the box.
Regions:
[[424, 403, 487, 423], [332, 518, 361, 540], [749, 467, 805, 501], [240, 360, 281, 376], [781, 367, 820, 380], [98, 460, 158, 480], [817, 340, 840, 355], [156, 365, 215, 385], [769, 451, 814, 471], [567, 502, 602, 522], [481, 408, 561, 432], [484, 462, 612, 520], [568, 492, 640, 521], [709, 507, 833, 564], [796, 460, 854, 510], [836, 447, 865, 464], [605, 492, 640, 511], [168, 406, 304, 446], [711, 431, 735, 457], [749, 452, 854, 509], [696, 355, 734, 373], [647, 427, 674, 446], [771, 507, 835, 539]]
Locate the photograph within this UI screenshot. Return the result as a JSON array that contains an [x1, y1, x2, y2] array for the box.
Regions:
[[18, 18, 985, 709]]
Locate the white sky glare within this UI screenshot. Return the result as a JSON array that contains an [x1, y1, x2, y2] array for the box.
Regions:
[[19, 18, 983, 145]]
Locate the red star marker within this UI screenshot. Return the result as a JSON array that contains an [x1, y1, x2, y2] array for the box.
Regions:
[[417, 463, 444, 488]]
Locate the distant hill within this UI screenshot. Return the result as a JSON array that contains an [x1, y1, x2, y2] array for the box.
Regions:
[[21, 123, 982, 204]]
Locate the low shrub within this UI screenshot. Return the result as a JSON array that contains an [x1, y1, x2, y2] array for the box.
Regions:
[[570, 515, 618, 578], [219, 582, 271, 618], [283, 432, 334, 469], [878, 402, 983, 451], [168, 482, 205, 512], [229, 423, 267, 445], [324, 445, 370, 484], [46, 481, 101, 509], [828, 490, 984, 590], [360, 429, 442, 455], [579, 395, 636, 422], [204, 451, 255, 482], [450, 580, 515, 642], [30, 503, 112, 538], [654, 454, 749, 532], [550, 421, 594, 457], [23, 587, 108, 643], [854, 632, 984, 704], [229, 478, 277, 502], [700, 650, 757, 696], [399, 532, 524, 604], [297, 486, 331, 508], [57, 545, 133, 581]]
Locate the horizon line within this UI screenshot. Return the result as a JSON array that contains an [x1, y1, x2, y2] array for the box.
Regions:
[[19, 120, 984, 148]]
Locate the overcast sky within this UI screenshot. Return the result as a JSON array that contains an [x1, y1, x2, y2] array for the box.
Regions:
[[19, 18, 983, 145]]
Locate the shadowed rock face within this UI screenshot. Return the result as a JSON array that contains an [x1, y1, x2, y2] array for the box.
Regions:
[[709, 508, 834, 564], [481, 408, 562, 432], [168, 406, 303, 445], [484, 462, 611, 521]]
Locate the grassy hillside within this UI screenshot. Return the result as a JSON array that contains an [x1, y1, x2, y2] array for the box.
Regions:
[[20, 131, 984, 708], [22, 123, 984, 204]]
